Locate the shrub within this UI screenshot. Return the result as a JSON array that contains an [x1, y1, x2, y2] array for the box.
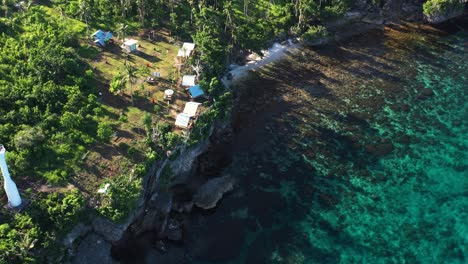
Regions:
[[153, 105, 160, 113], [97, 122, 113, 142], [162, 132, 180, 149], [41, 191, 85, 231], [97, 175, 142, 222], [43, 170, 68, 185], [302, 25, 329, 43], [321, 1, 349, 19], [118, 114, 128, 123], [423, 0, 464, 18], [127, 146, 137, 157], [141, 113, 152, 130], [155, 121, 171, 135], [0, 214, 41, 264], [188, 108, 220, 146], [119, 142, 129, 152]]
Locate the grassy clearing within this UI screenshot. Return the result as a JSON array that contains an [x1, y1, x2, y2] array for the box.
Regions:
[[73, 24, 202, 204]]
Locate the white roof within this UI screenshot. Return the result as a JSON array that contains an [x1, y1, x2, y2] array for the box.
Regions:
[[182, 75, 196, 86], [177, 42, 195, 57], [175, 113, 191, 128], [183, 102, 201, 117], [124, 39, 138, 46]]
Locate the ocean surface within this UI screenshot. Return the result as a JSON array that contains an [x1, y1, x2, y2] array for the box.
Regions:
[[147, 20, 467, 263]]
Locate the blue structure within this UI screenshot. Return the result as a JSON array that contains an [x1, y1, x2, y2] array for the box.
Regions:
[[188, 85, 204, 98], [92, 30, 113, 47]]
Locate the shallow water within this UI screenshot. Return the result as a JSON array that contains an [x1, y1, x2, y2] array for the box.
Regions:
[[147, 21, 467, 264]]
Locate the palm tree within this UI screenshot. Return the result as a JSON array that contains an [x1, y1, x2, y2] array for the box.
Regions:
[[116, 23, 128, 43], [109, 74, 127, 95], [124, 63, 138, 104], [78, 0, 91, 34]]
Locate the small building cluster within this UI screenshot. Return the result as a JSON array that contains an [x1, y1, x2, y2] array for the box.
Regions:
[[175, 102, 202, 128], [174, 42, 208, 129]]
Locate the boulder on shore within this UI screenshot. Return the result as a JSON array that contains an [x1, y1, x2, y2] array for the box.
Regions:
[[193, 175, 234, 209], [92, 217, 128, 242]]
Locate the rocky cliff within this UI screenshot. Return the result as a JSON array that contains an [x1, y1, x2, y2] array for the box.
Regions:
[[67, 1, 467, 262]]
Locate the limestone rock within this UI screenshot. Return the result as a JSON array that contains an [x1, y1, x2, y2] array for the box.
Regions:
[[92, 217, 127, 242], [362, 14, 384, 25], [149, 191, 172, 214], [63, 223, 92, 248], [72, 233, 116, 264], [193, 175, 234, 210]]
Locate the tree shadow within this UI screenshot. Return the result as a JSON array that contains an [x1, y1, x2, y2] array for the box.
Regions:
[[134, 50, 161, 63]]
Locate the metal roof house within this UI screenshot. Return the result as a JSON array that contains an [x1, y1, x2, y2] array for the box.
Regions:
[[92, 30, 113, 47], [177, 42, 195, 58], [187, 85, 204, 99], [182, 75, 196, 87], [122, 39, 139, 53], [175, 113, 191, 128], [183, 102, 201, 117]]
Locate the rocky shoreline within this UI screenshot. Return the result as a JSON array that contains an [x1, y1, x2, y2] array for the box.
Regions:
[[67, 2, 467, 263]]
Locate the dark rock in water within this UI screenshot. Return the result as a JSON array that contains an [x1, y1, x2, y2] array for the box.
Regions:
[[366, 142, 394, 156], [171, 184, 194, 213], [453, 164, 468, 172], [189, 218, 246, 262], [173, 201, 194, 213], [154, 240, 167, 253], [398, 134, 412, 145], [248, 190, 287, 228], [246, 232, 273, 264], [417, 88, 434, 99], [452, 119, 462, 127], [400, 104, 410, 112], [319, 192, 338, 208], [164, 219, 183, 241], [193, 175, 234, 210], [302, 82, 331, 98]]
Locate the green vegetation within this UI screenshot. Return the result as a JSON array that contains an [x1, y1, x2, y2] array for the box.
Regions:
[[423, 0, 465, 17], [97, 175, 142, 222], [302, 25, 329, 43], [0, 191, 85, 263]]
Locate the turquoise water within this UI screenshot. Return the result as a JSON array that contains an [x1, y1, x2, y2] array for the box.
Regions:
[[148, 23, 467, 263]]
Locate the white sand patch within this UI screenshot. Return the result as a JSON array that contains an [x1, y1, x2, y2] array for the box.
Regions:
[[222, 39, 301, 87]]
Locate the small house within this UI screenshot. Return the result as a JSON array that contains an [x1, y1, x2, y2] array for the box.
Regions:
[[175, 113, 191, 128], [183, 102, 201, 117], [187, 85, 204, 99], [182, 75, 196, 87], [177, 42, 195, 58], [123, 39, 139, 53], [92, 30, 113, 47]]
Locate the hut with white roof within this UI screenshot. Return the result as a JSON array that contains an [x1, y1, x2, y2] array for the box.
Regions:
[[177, 42, 195, 58], [182, 75, 196, 87], [175, 113, 191, 128], [122, 39, 139, 53]]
